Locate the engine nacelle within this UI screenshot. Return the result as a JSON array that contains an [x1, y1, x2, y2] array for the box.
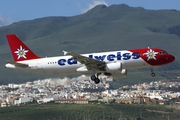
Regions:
[[105, 62, 122, 72]]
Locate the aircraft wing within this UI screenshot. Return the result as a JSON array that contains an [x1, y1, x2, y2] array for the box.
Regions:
[[63, 51, 105, 70]]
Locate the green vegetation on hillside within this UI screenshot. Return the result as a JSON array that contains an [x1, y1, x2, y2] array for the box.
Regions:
[[0, 103, 179, 120]]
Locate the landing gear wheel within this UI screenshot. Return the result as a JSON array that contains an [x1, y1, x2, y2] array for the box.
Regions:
[[94, 78, 100, 84], [91, 74, 100, 84], [91, 75, 96, 80], [151, 72, 155, 77], [150, 68, 155, 77]]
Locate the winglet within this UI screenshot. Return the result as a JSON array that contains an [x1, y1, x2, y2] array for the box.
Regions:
[[63, 50, 68, 55]]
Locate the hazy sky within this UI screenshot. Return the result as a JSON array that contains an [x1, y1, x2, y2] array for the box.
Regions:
[[0, 0, 180, 26]]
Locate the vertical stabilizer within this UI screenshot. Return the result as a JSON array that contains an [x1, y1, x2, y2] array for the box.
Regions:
[[6, 34, 40, 62]]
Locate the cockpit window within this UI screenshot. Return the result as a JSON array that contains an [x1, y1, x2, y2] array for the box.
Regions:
[[159, 51, 168, 55]]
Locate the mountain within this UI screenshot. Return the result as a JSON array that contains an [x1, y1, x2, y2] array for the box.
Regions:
[[0, 4, 180, 85]]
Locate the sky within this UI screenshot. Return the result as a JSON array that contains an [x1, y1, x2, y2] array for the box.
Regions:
[[0, 0, 180, 26]]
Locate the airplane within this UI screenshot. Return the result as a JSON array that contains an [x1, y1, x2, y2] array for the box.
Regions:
[[5, 34, 175, 84]]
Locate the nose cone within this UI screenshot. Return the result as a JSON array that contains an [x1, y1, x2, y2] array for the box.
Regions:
[[161, 54, 175, 65], [169, 55, 175, 63]]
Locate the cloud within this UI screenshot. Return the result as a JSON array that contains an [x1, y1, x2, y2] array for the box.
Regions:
[[42, 75, 90, 86], [0, 14, 12, 27], [81, 0, 108, 13]]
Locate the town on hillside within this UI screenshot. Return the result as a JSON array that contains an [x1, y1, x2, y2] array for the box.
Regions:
[[0, 75, 180, 109]]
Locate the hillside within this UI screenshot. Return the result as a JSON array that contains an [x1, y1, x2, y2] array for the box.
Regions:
[[0, 4, 180, 85]]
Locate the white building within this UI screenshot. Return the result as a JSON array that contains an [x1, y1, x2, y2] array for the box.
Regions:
[[14, 97, 33, 105], [37, 97, 54, 104]]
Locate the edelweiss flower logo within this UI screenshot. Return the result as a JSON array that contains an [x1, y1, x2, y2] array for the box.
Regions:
[[14, 46, 29, 59], [143, 49, 158, 61]]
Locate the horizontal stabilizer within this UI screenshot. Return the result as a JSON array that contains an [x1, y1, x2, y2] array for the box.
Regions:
[[6, 61, 28, 68]]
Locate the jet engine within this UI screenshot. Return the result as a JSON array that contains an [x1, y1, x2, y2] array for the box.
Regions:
[[105, 62, 122, 72]]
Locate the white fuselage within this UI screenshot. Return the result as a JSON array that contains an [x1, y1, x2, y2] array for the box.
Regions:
[[7, 50, 150, 75]]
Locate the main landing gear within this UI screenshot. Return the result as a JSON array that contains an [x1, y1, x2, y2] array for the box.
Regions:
[[150, 68, 155, 77], [91, 74, 100, 84]]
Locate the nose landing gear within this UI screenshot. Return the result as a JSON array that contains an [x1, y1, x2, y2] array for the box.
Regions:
[[150, 68, 155, 77], [151, 72, 155, 77]]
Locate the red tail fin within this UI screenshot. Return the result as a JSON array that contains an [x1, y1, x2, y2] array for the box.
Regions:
[[6, 34, 40, 62]]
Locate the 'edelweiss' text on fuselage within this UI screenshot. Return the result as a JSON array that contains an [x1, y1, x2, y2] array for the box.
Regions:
[[58, 52, 140, 66]]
